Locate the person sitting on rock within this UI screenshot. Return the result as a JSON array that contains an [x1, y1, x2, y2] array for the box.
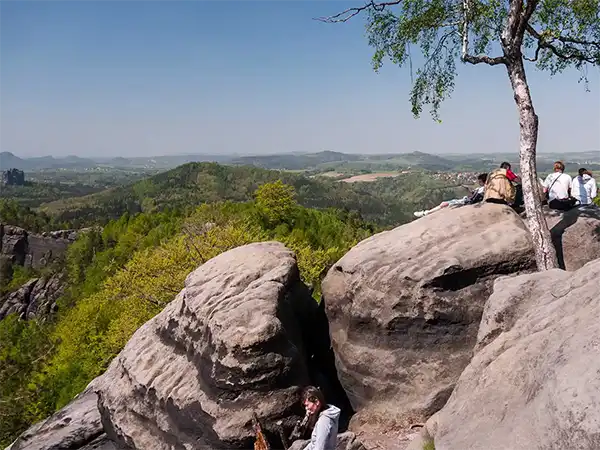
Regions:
[[543, 161, 577, 211], [293, 386, 339, 450], [500, 162, 525, 209], [413, 173, 487, 218], [570, 168, 597, 206], [484, 165, 517, 207]]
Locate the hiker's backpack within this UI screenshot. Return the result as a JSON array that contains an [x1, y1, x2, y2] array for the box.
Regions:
[[484, 168, 516, 204]]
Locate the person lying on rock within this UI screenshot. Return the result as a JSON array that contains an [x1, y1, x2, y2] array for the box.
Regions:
[[413, 173, 487, 218], [290, 386, 340, 450]]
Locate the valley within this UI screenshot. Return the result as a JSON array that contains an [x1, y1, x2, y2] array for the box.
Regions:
[[1, 150, 600, 449]]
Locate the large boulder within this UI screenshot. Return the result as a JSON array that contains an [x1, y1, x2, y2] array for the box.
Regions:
[[95, 241, 352, 449], [7, 387, 115, 450], [321, 203, 538, 430], [424, 257, 600, 450], [544, 205, 600, 271], [8, 241, 357, 450]]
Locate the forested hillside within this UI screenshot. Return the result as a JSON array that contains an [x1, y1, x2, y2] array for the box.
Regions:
[[38, 162, 467, 227], [0, 181, 374, 446]]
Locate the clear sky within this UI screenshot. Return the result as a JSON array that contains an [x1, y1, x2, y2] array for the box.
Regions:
[[1, 0, 599, 158]]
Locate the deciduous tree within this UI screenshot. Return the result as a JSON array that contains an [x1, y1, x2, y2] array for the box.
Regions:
[[317, 0, 600, 270]]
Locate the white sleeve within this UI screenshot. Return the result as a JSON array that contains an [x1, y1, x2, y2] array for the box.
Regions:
[[311, 417, 333, 450], [591, 180, 598, 200], [543, 174, 552, 188]]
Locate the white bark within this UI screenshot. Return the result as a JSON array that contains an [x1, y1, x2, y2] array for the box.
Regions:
[[506, 59, 559, 271]]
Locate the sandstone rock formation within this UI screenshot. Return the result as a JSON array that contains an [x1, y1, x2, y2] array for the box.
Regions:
[[9, 242, 358, 450], [544, 204, 600, 271], [0, 224, 78, 270], [1, 168, 25, 186], [421, 257, 600, 450], [321, 203, 539, 430], [0, 273, 65, 321], [7, 387, 115, 450]]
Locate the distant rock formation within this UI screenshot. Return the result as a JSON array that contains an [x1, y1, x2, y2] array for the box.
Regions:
[[8, 242, 363, 450], [412, 257, 600, 450], [0, 224, 89, 322], [0, 224, 79, 270], [0, 273, 65, 321], [1, 168, 25, 186]]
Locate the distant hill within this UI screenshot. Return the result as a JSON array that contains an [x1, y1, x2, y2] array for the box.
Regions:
[[38, 162, 466, 227], [5, 150, 598, 173], [0, 152, 97, 171], [229, 151, 363, 170], [0, 152, 27, 170]]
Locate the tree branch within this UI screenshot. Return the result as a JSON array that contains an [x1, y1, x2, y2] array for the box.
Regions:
[[429, 30, 458, 67], [463, 54, 508, 65], [555, 33, 600, 50], [460, 0, 507, 66], [461, 0, 469, 60], [314, 0, 402, 23], [526, 24, 600, 64], [515, 0, 539, 46], [524, 44, 542, 62]]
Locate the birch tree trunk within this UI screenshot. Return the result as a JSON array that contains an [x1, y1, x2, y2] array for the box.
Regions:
[[506, 59, 559, 270]]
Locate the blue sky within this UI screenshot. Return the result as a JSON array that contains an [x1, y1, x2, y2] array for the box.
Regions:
[[1, 0, 599, 158]]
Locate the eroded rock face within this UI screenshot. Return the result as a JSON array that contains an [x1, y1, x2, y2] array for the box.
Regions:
[[545, 205, 600, 271], [0, 224, 78, 270], [428, 258, 600, 450], [9, 241, 357, 449], [7, 387, 115, 450], [95, 241, 351, 449], [0, 274, 65, 321], [322, 203, 537, 430]]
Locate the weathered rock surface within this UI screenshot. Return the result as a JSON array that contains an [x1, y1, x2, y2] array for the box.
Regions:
[[425, 257, 600, 450], [9, 241, 357, 450], [7, 387, 115, 450], [0, 273, 65, 321], [544, 204, 600, 271], [0, 224, 78, 270], [92, 241, 353, 449], [322, 203, 538, 430], [288, 432, 367, 450]]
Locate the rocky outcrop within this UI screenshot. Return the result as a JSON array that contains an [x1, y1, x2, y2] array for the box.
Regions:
[[10, 242, 358, 450], [544, 205, 600, 271], [419, 258, 600, 450], [0, 273, 65, 321], [321, 203, 539, 431], [288, 432, 367, 450], [7, 387, 115, 450], [0, 224, 79, 270], [95, 241, 353, 449], [1, 169, 25, 186]]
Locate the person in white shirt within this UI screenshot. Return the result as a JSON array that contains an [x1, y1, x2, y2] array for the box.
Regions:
[[543, 161, 576, 210], [570, 168, 598, 205]]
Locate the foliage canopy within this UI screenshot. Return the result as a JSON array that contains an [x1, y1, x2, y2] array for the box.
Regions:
[[318, 0, 600, 120]]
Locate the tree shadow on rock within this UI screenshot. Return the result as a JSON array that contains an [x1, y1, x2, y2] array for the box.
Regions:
[[545, 206, 600, 270]]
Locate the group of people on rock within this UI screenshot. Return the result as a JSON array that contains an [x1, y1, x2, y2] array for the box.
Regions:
[[414, 161, 598, 218]]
